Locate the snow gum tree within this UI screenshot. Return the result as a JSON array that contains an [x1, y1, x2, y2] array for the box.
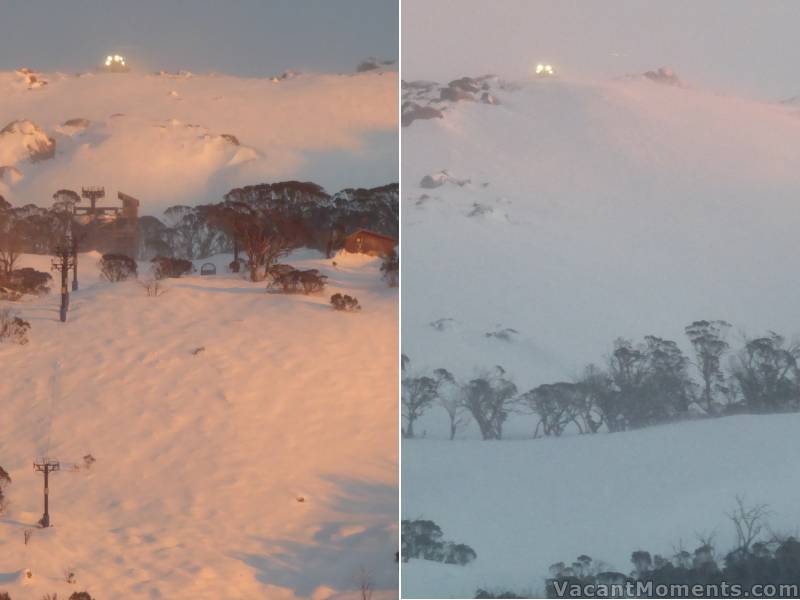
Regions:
[[461, 367, 517, 440], [685, 320, 731, 413], [402, 375, 437, 438]]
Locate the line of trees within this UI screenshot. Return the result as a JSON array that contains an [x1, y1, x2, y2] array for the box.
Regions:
[[0, 181, 398, 276], [403, 320, 800, 440]]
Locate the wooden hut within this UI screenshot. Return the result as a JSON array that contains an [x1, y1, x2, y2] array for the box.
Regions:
[[343, 229, 396, 256]]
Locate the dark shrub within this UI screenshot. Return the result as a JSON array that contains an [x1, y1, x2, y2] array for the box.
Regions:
[[381, 249, 398, 287], [275, 269, 327, 294], [0, 308, 30, 344], [476, 590, 526, 599], [267, 263, 294, 286], [330, 293, 361, 311], [444, 542, 477, 565], [69, 593, 94, 600], [151, 256, 193, 279], [0, 268, 51, 295], [0, 464, 10, 515], [0, 592, 10, 600], [99, 253, 137, 282]]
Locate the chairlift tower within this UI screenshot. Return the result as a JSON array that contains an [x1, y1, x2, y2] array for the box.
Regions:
[[33, 458, 60, 527], [52, 237, 75, 322], [81, 186, 105, 215], [72, 235, 79, 291]]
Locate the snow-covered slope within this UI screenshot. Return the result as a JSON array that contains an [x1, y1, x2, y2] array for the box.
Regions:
[[402, 74, 800, 389], [403, 414, 800, 598], [0, 251, 397, 599], [402, 74, 800, 597], [0, 67, 397, 214]]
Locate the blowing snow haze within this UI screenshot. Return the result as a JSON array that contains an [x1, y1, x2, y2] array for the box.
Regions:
[[0, 0, 398, 215]]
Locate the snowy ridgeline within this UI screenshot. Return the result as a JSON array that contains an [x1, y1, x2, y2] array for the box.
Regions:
[[0, 67, 398, 212], [0, 250, 398, 599], [401, 72, 800, 597]]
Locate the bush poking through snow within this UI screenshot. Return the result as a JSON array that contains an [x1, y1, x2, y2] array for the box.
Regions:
[[68, 593, 93, 600], [139, 276, 166, 297], [0, 465, 10, 515], [151, 255, 192, 279], [99, 253, 137, 282], [0, 308, 30, 344], [0, 593, 10, 600], [401, 519, 477, 565], [82, 454, 96, 470], [0, 268, 52, 295], [330, 293, 361, 312]]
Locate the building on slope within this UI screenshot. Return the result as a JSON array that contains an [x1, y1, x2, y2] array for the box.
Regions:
[[343, 229, 396, 256]]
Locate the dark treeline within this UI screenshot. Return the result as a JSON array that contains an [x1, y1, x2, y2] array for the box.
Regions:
[[403, 320, 800, 440], [0, 180, 398, 263], [478, 499, 800, 599]]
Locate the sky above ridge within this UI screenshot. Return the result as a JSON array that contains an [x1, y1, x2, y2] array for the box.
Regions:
[[0, 0, 397, 76], [403, 0, 800, 101]]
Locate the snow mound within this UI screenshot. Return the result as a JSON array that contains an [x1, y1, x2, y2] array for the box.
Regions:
[[402, 75, 502, 127], [14, 67, 47, 90], [0, 120, 55, 164]]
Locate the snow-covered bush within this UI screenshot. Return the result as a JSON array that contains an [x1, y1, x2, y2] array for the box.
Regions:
[[151, 255, 192, 279], [330, 293, 361, 312], [401, 519, 477, 565], [0, 267, 51, 295], [99, 253, 137, 282], [0, 308, 30, 344]]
